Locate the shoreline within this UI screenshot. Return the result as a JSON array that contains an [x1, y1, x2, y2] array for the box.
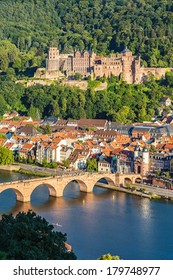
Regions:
[[0, 164, 49, 177]]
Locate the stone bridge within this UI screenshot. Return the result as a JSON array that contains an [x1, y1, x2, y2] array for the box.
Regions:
[[0, 172, 143, 202]]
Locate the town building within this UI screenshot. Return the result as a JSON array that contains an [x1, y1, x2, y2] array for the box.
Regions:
[[160, 97, 172, 107], [149, 153, 173, 172]]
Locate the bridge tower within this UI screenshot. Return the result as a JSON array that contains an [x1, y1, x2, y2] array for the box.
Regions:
[[142, 146, 149, 175]]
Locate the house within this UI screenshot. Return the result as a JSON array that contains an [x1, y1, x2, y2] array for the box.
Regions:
[[0, 137, 7, 146], [160, 97, 172, 107], [0, 127, 9, 136], [19, 143, 35, 159], [109, 123, 133, 136], [78, 119, 108, 130], [36, 138, 66, 164], [150, 153, 173, 172], [3, 111, 19, 119], [42, 117, 58, 126], [17, 126, 41, 137], [68, 149, 90, 170], [98, 157, 112, 173], [3, 142, 15, 151], [60, 146, 72, 162]]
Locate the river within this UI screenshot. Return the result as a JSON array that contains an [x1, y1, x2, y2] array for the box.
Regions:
[[0, 170, 173, 260]]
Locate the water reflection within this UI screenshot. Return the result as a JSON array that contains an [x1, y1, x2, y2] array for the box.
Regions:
[[2, 172, 173, 259]]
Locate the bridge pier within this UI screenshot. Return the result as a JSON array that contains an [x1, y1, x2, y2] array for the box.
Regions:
[[17, 193, 30, 202]]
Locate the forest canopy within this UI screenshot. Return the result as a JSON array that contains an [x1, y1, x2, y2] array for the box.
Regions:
[[0, 0, 173, 72], [1, 73, 173, 124], [0, 1, 173, 124]]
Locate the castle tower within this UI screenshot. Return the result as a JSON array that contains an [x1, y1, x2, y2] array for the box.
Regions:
[[134, 56, 141, 84], [142, 146, 149, 175], [121, 47, 134, 84], [46, 47, 59, 71]]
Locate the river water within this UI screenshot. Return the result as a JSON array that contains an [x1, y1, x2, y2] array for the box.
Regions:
[[0, 170, 173, 260]]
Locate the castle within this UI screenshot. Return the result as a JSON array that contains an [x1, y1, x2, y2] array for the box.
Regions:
[[34, 47, 173, 84]]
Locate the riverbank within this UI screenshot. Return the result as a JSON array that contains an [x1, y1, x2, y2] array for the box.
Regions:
[[0, 164, 50, 177], [96, 182, 150, 199], [14, 168, 50, 177], [0, 164, 20, 172]]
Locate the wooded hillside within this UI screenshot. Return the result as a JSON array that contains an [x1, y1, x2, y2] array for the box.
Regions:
[[0, 0, 173, 68]]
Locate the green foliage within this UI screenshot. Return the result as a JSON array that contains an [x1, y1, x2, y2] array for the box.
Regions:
[[28, 105, 40, 120], [131, 186, 137, 192], [98, 253, 120, 260], [0, 0, 172, 69], [88, 80, 101, 89], [165, 171, 171, 179], [74, 73, 82, 80], [43, 124, 52, 135], [87, 158, 98, 172], [0, 68, 173, 123], [141, 188, 146, 193], [62, 159, 70, 168], [42, 158, 58, 168], [0, 145, 14, 165], [150, 145, 156, 153], [0, 210, 76, 260], [0, 133, 6, 139], [0, 251, 7, 260], [15, 169, 49, 178], [157, 169, 162, 177], [125, 181, 131, 189]]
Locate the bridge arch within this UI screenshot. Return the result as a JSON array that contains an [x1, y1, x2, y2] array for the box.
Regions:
[[31, 183, 57, 199], [135, 177, 142, 184], [91, 176, 116, 192], [0, 188, 25, 202], [63, 179, 88, 195], [124, 177, 132, 186]]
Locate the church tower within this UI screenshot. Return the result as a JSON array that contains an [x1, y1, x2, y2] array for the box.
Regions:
[[46, 47, 59, 71]]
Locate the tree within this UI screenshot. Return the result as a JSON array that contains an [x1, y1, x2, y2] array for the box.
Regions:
[[62, 159, 70, 168], [0, 251, 7, 260], [87, 158, 98, 172], [98, 253, 120, 260], [42, 158, 48, 167], [125, 181, 131, 189], [149, 145, 156, 153], [131, 186, 137, 192], [0, 210, 76, 260], [141, 188, 146, 193], [0, 146, 14, 165], [43, 123, 52, 134], [157, 169, 162, 177], [74, 72, 82, 80], [165, 171, 171, 179], [28, 105, 40, 120]]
